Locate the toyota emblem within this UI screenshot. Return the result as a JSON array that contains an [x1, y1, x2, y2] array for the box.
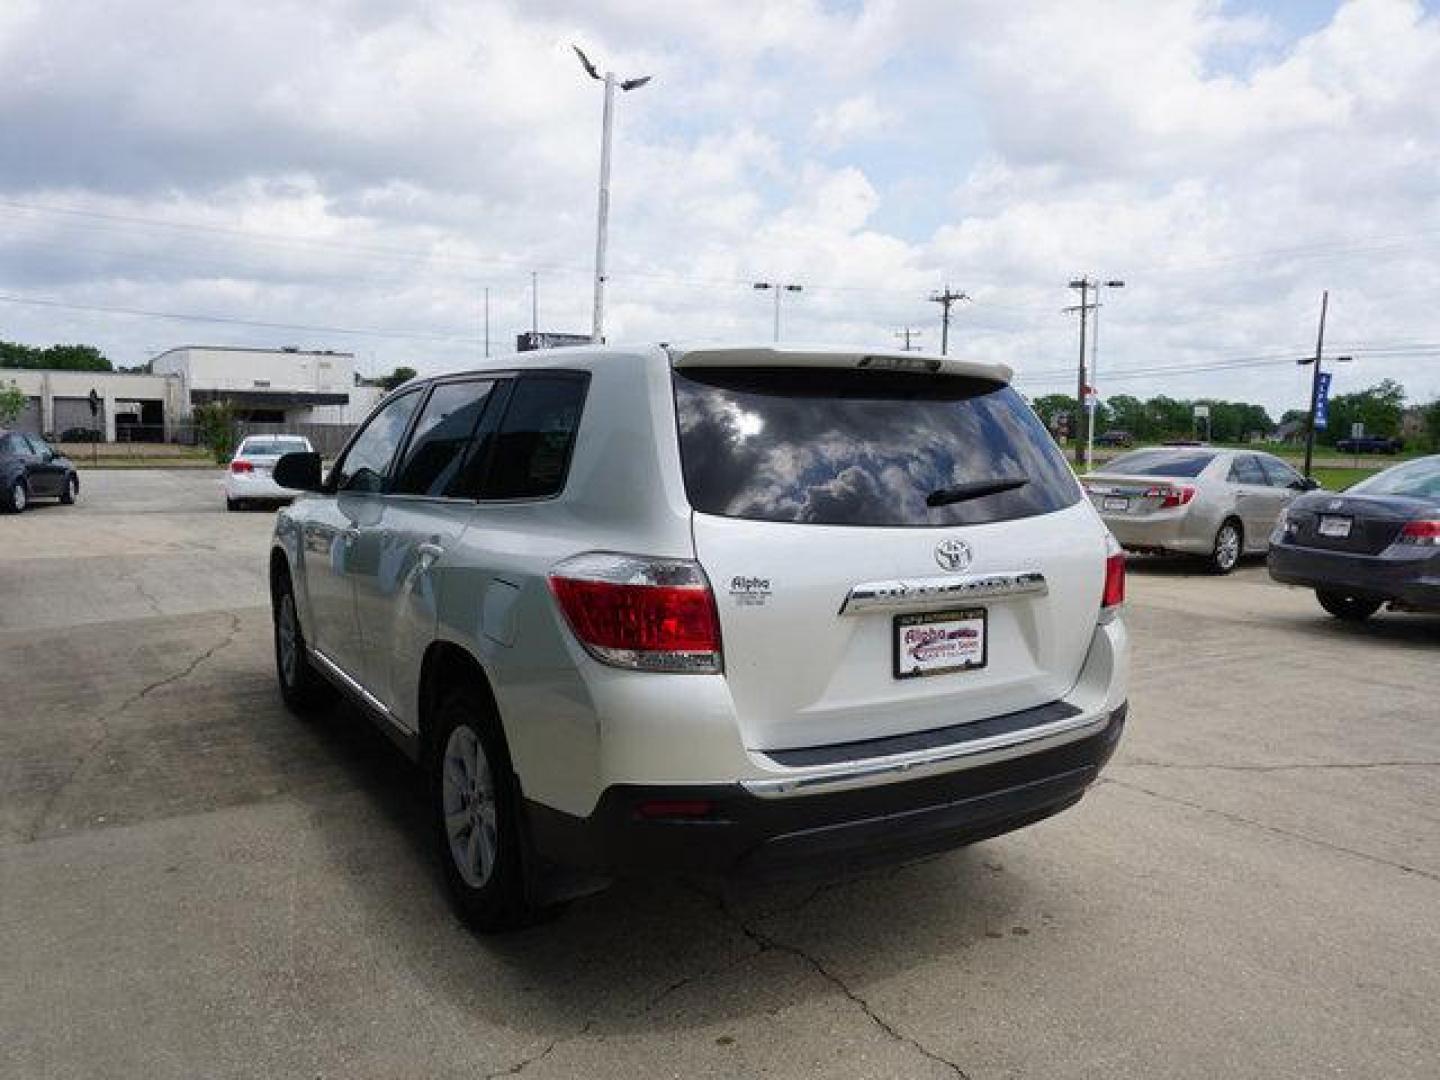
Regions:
[[935, 539, 972, 572]]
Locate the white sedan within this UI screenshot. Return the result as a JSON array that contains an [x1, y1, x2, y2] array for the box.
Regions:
[[225, 435, 315, 511]]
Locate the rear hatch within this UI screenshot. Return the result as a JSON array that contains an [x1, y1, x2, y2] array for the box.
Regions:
[[670, 353, 1107, 753]]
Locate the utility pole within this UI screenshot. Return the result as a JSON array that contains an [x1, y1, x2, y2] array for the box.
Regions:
[[1065, 278, 1095, 467], [574, 46, 653, 344], [1301, 290, 1330, 480], [483, 287, 491, 358], [531, 272, 538, 337], [927, 287, 969, 355], [894, 327, 924, 352], [1086, 279, 1124, 470], [753, 282, 803, 342]]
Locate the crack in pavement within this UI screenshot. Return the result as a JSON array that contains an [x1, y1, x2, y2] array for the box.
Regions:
[[118, 565, 165, 617], [683, 882, 972, 1079], [1100, 776, 1440, 884], [1119, 759, 1440, 773], [484, 1020, 594, 1079], [22, 611, 244, 842]]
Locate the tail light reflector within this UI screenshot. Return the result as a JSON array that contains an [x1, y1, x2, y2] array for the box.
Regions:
[[1145, 485, 1195, 509], [1398, 520, 1440, 546], [1100, 536, 1125, 622], [230, 460, 254, 474], [548, 553, 722, 673]]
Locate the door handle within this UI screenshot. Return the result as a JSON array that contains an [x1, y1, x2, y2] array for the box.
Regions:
[[417, 542, 444, 565]]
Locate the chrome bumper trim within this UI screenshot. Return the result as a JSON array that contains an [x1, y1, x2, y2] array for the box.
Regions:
[[741, 706, 1108, 798], [838, 570, 1047, 615]]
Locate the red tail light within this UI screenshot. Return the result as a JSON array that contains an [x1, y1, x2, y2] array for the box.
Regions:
[[1398, 520, 1440, 546], [548, 553, 722, 673], [1145, 485, 1195, 509], [230, 460, 254, 474], [1101, 537, 1125, 621]]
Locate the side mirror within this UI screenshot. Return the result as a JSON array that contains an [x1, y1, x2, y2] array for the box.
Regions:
[[1292, 476, 1320, 491], [273, 451, 324, 492]]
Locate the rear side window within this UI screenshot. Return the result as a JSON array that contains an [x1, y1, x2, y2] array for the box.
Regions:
[[1106, 450, 1216, 477], [672, 367, 1081, 527], [1229, 455, 1265, 485], [392, 380, 498, 497], [1258, 456, 1301, 488], [480, 375, 588, 500]]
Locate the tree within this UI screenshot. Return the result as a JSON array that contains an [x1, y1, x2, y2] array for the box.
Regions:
[[379, 366, 417, 391], [1424, 399, 1440, 452], [1103, 394, 1149, 439], [1030, 394, 1078, 437], [0, 340, 112, 371], [193, 402, 238, 464], [1324, 379, 1406, 445], [0, 380, 24, 425]]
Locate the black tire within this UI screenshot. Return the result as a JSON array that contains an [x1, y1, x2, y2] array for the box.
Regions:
[[428, 686, 534, 932], [272, 568, 336, 713], [3, 478, 27, 513], [59, 474, 78, 505], [1208, 518, 1243, 575], [1316, 590, 1383, 622]]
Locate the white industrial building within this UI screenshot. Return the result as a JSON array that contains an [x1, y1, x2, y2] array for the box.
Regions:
[[4, 346, 384, 441]]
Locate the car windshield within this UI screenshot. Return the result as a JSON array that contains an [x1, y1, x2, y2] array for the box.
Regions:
[[239, 437, 309, 456], [1346, 456, 1440, 499], [672, 366, 1080, 527], [1103, 449, 1217, 477]]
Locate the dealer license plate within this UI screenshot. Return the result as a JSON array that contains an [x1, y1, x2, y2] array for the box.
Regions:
[[894, 608, 987, 680], [1318, 516, 1352, 538], [1103, 496, 1130, 512]]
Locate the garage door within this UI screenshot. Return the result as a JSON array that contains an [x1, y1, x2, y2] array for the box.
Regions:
[[53, 397, 105, 440], [15, 396, 42, 435]]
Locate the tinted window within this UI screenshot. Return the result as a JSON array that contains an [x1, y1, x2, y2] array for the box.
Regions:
[[1258, 455, 1301, 488], [331, 390, 422, 493], [25, 436, 51, 456], [0, 434, 26, 456], [1105, 450, 1216, 478], [481, 376, 587, 500], [1229, 455, 1265, 485], [1348, 457, 1440, 499], [673, 367, 1080, 527], [393, 380, 498, 497], [240, 437, 309, 456]]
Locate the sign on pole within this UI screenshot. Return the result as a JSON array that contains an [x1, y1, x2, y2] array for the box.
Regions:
[[1351, 421, 1365, 439], [1314, 372, 1333, 430]]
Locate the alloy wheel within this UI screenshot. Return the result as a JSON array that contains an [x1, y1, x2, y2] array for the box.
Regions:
[[12, 482, 26, 512], [441, 724, 499, 889], [1215, 524, 1240, 571]]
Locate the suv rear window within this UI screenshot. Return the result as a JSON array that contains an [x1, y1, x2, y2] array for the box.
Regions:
[[672, 367, 1081, 527]]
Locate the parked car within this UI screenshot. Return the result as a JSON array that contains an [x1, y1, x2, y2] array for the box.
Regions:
[[1095, 430, 1134, 448], [58, 426, 104, 444], [1334, 435, 1404, 455], [225, 435, 316, 510], [267, 344, 1130, 930], [1268, 455, 1440, 620], [1, 429, 79, 513], [1084, 447, 1319, 573]]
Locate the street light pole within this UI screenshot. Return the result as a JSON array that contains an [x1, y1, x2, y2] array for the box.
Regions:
[[1086, 279, 1124, 471], [574, 46, 652, 345], [753, 282, 803, 342]]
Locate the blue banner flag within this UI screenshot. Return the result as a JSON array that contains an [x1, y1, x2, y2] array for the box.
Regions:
[[1314, 372, 1333, 430]]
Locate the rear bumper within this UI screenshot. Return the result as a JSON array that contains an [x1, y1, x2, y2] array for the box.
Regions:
[[526, 704, 1126, 880], [1103, 512, 1210, 555], [1268, 542, 1440, 609], [224, 474, 293, 501]]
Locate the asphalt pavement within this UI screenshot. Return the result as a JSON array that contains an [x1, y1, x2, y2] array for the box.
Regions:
[[2, 469, 1437, 1079]]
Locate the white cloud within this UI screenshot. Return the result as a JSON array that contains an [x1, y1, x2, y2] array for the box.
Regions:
[[810, 94, 895, 148]]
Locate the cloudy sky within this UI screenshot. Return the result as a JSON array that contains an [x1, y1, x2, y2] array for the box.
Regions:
[[1, 0, 1438, 414]]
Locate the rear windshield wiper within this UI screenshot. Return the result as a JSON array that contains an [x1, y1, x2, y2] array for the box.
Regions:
[[925, 476, 1029, 508]]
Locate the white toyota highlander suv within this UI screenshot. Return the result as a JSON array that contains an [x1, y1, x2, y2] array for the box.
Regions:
[[268, 344, 1129, 930]]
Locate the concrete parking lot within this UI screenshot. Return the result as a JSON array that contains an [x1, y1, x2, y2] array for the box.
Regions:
[[2, 470, 1438, 1079]]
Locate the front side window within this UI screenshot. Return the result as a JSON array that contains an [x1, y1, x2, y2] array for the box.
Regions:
[[480, 375, 588, 500], [0, 434, 26, 456], [331, 390, 422, 493], [392, 380, 498, 497], [673, 367, 1080, 527]]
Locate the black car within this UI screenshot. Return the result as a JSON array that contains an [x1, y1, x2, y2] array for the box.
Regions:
[[1095, 429, 1135, 447], [1335, 434, 1404, 455], [1268, 455, 1440, 620], [0, 429, 80, 513]]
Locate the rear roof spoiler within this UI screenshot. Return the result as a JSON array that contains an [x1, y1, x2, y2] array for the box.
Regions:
[[666, 344, 1012, 384]]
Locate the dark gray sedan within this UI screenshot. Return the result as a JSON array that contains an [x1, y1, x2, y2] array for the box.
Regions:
[[1268, 455, 1440, 620], [1, 428, 79, 513]]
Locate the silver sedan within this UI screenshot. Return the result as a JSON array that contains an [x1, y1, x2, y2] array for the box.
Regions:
[[1083, 448, 1319, 573]]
